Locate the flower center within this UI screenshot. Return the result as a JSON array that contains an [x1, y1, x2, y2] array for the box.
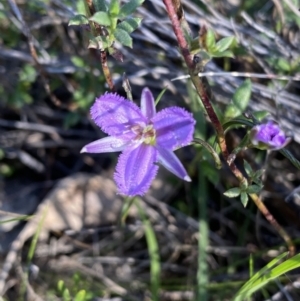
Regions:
[[130, 124, 156, 145], [143, 125, 156, 145]]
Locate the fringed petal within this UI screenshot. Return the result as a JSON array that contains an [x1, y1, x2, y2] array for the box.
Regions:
[[152, 107, 195, 150], [114, 144, 158, 196], [91, 92, 146, 136]]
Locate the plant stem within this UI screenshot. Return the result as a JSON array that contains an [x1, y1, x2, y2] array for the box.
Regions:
[[85, 0, 114, 90], [162, 0, 294, 255]]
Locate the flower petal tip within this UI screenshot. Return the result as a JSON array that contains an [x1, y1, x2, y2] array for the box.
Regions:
[[184, 175, 192, 182], [80, 146, 87, 153]]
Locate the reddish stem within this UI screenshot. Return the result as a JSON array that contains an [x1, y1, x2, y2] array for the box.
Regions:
[[162, 0, 294, 255]]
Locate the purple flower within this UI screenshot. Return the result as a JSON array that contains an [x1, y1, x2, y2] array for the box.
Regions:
[[81, 88, 195, 196], [250, 121, 290, 150]]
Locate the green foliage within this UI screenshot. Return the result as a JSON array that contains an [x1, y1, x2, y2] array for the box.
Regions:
[[69, 0, 144, 49], [56, 278, 90, 301], [224, 187, 241, 198], [117, 17, 142, 34], [89, 11, 111, 26], [119, 0, 145, 18], [93, 0, 108, 12], [205, 29, 235, 58], [114, 27, 132, 47], [232, 252, 300, 301], [224, 79, 252, 120], [68, 14, 89, 26]]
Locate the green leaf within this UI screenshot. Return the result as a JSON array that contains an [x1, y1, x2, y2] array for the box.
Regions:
[[252, 110, 270, 121], [68, 14, 89, 26], [109, 0, 120, 17], [205, 29, 216, 51], [233, 252, 299, 301], [114, 28, 132, 47], [88, 36, 111, 50], [119, 0, 145, 19], [117, 17, 142, 33], [89, 11, 111, 26], [224, 104, 240, 120], [63, 288, 71, 301], [93, 0, 108, 12], [224, 79, 252, 120], [155, 86, 168, 105], [214, 36, 235, 52], [211, 50, 234, 58], [224, 187, 241, 198], [240, 192, 249, 207], [57, 280, 65, 294], [277, 58, 291, 72], [247, 184, 263, 194], [243, 160, 253, 176], [232, 79, 252, 111], [74, 290, 87, 301]]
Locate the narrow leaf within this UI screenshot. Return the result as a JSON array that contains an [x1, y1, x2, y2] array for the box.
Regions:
[[117, 17, 142, 33], [109, 0, 120, 17], [224, 187, 241, 198], [93, 0, 108, 12], [211, 50, 234, 58], [252, 110, 270, 121], [205, 29, 216, 51], [119, 0, 145, 19], [233, 252, 297, 301], [74, 290, 87, 301], [232, 79, 252, 113], [89, 11, 111, 26], [247, 184, 263, 194], [68, 14, 89, 26], [114, 28, 132, 47], [243, 160, 253, 176], [240, 192, 249, 207], [214, 36, 235, 52]]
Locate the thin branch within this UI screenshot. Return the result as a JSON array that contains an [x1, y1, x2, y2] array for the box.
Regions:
[[84, 0, 115, 90], [162, 0, 295, 255]]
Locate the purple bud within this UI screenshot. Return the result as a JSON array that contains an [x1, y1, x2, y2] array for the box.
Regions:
[[250, 121, 290, 150]]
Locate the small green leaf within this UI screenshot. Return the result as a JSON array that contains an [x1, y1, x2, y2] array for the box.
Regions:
[[93, 0, 108, 12], [277, 58, 291, 72], [88, 36, 110, 50], [205, 29, 216, 51], [89, 11, 111, 26], [240, 192, 249, 207], [117, 17, 142, 33], [243, 160, 253, 176], [247, 184, 263, 194], [224, 187, 241, 198], [119, 0, 145, 19], [232, 79, 252, 114], [63, 288, 71, 301], [252, 110, 270, 121], [253, 169, 264, 179], [214, 36, 235, 52], [74, 290, 87, 301], [224, 103, 240, 120], [109, 0, 120, 17], [68, 14, 89, 26], [57, 280, 65, 294], [114, 28, 132, 47], [211, 50, 234, 58]]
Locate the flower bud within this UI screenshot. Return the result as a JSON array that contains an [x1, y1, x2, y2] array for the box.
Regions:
[[250, 121, 290, 150]]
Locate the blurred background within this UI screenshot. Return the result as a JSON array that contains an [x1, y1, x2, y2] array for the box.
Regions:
[[1, 0, 300, 300]]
